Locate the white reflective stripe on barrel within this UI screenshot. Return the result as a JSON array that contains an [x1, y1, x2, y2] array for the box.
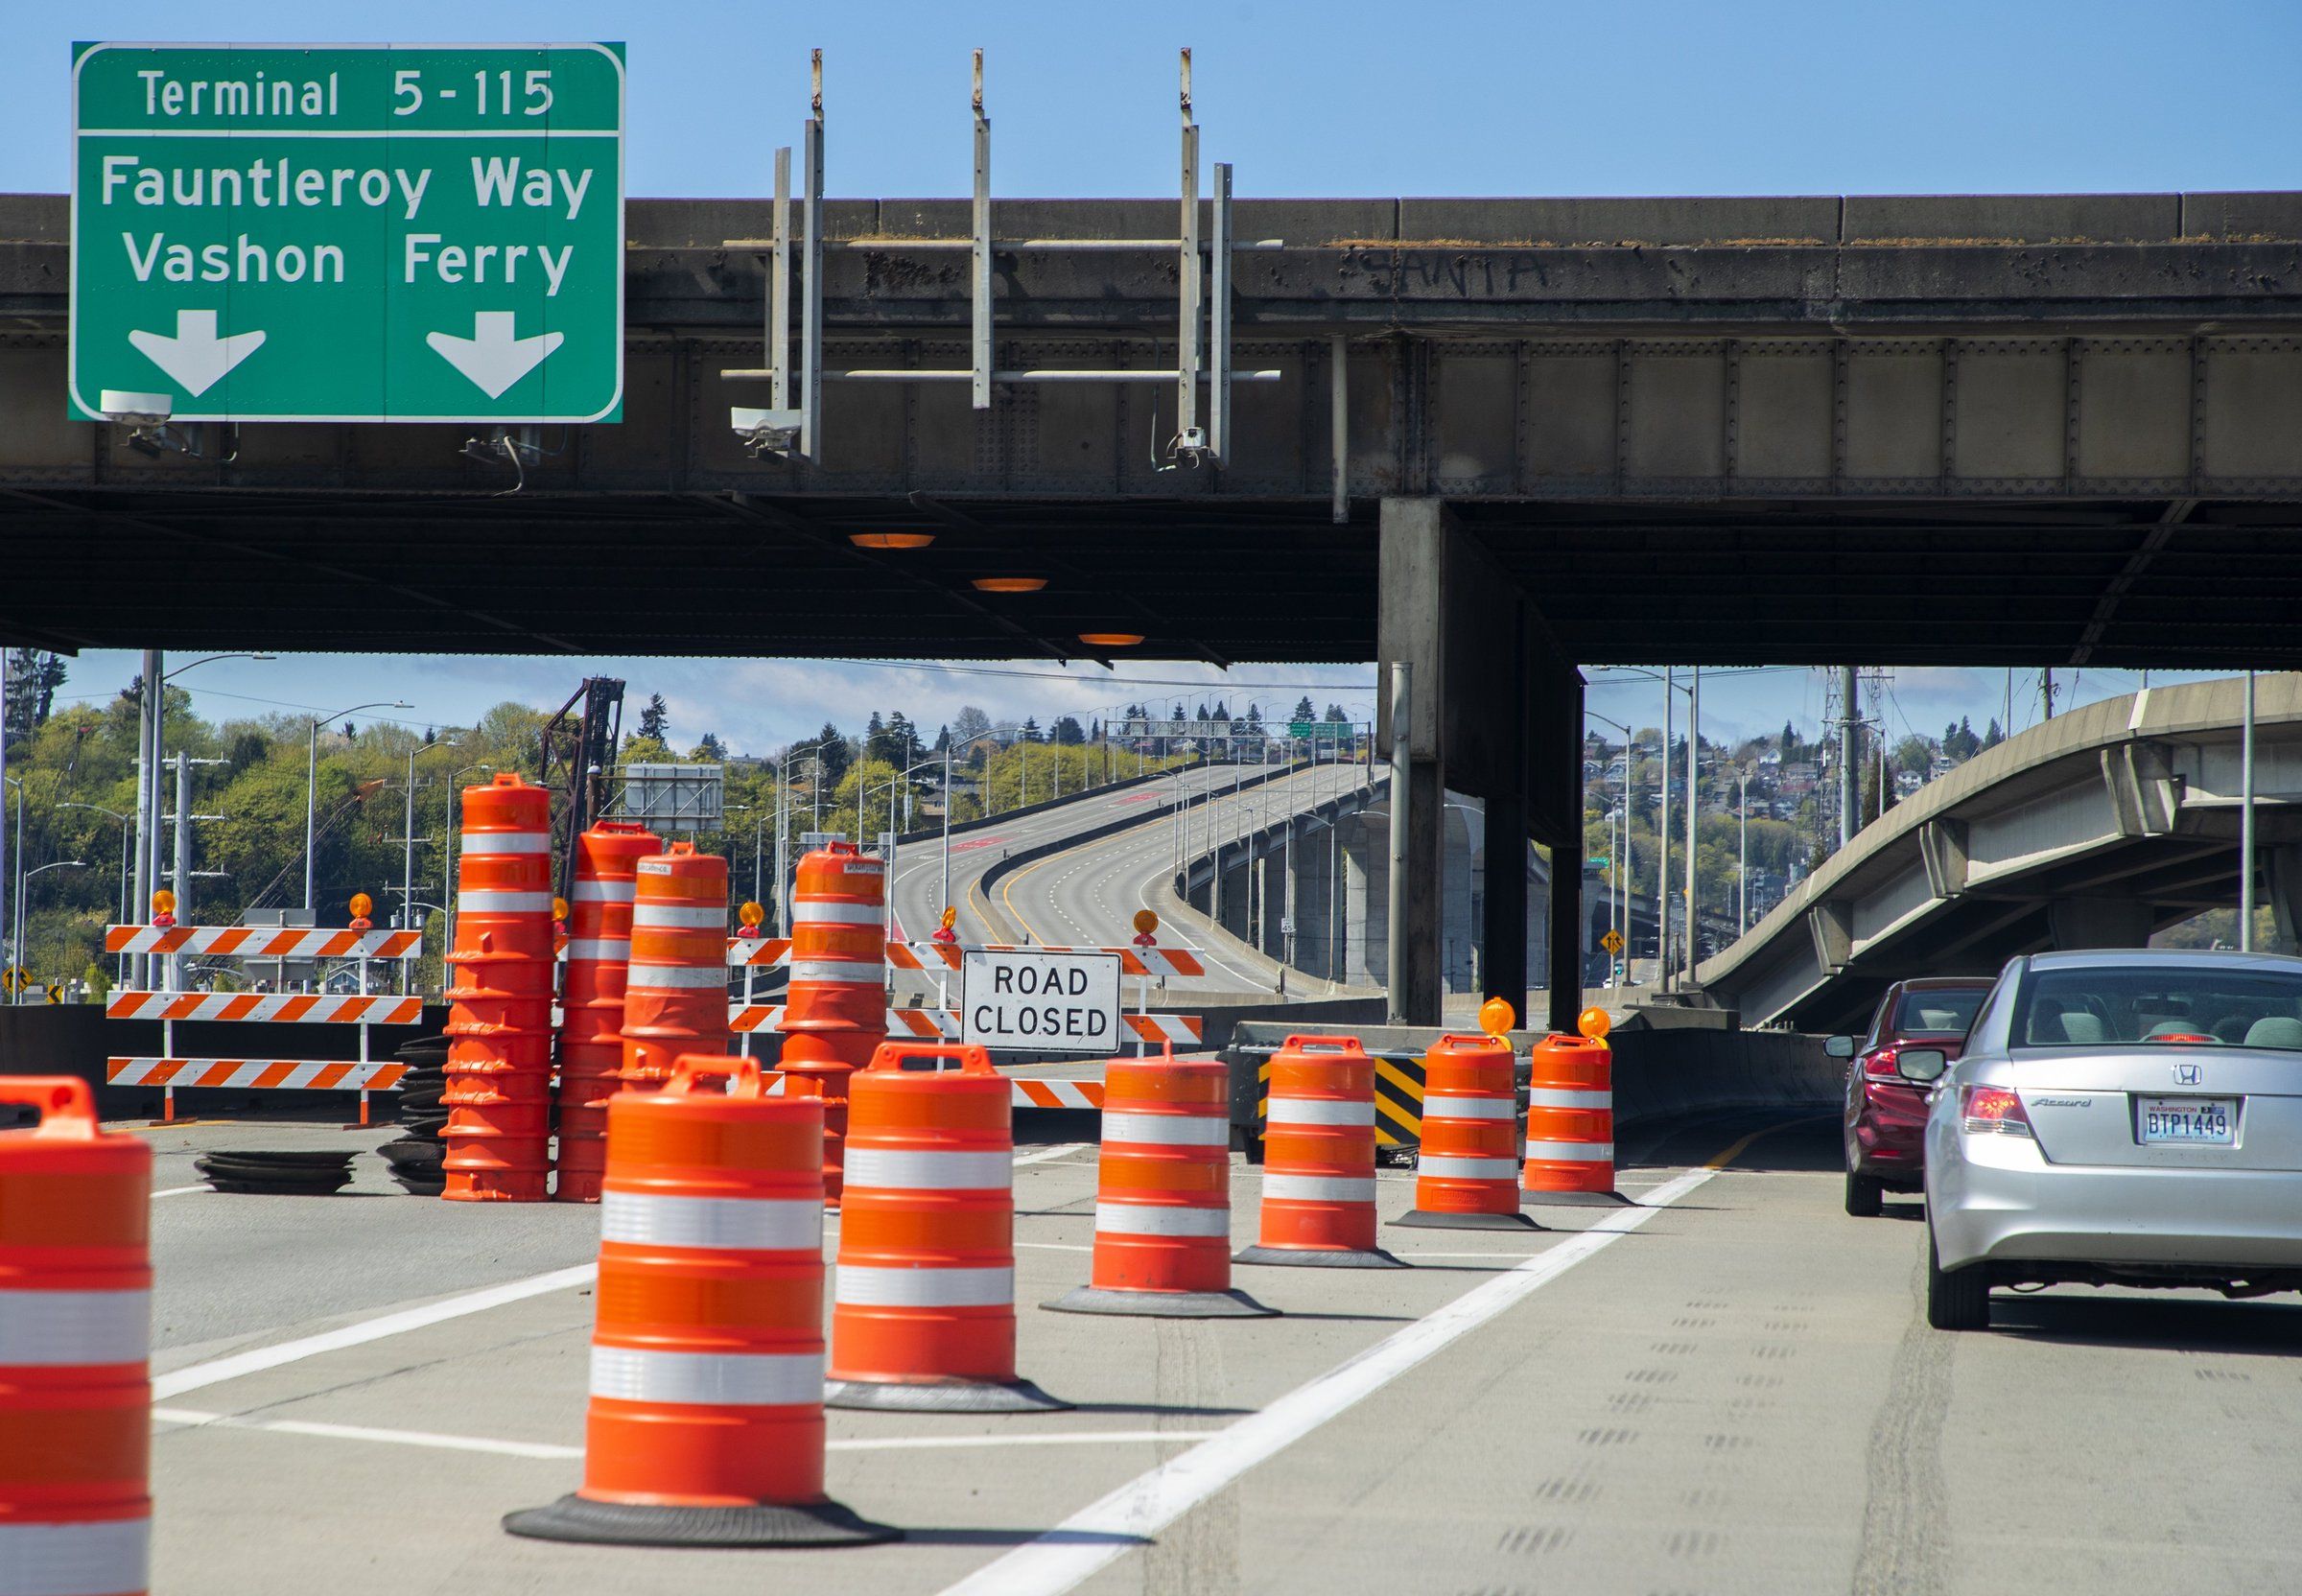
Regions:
[[630, 904, 727, 929], [456, 889, 554, 912], [787, 959, 883, 985], [621, 964, 727, 989], [0, 1518, 151, 1596], [1527, 1088, 1613, 1111], [1261, 1173, 1377, 1204], [573, 880, 637, 903], [0, 1287, 151, 1365], [566, 937, 631, 961], [1264, 1096, 1374, 1127], [589, 1345, 823, 1406], [1421, 1094, 1515, 1119], [1094, 1201, 1230, 1237], [599, 1191, 821, 1252], [1417, 1155, 1521, 1181], [834, 1264, 1013, 1308], [458, 832, 552, 855], [842, 1147, 1011, 1191], [1525, 1140, 1615, 1162], [793, 901, 885, 926], [1100, 1112, 1228, 1147]]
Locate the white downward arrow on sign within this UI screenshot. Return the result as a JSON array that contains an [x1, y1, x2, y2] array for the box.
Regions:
[[128, 310, 266, 398], [426, 312, 565, 400]]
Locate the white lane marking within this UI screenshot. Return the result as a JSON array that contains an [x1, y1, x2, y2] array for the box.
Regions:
[[155, 1406, 1218, 1460], [1014, 1242, 1095, 1253], [1013, 1141, 1090, 1165], [936, 1162, 1719, 1596], [152, 1185, 209, 1199], [152, 1263, 598, 1400]]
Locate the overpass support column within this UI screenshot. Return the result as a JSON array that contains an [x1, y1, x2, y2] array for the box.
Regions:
[[2048, 898, 2153, 950], [1377, 497, 1583, 1030]]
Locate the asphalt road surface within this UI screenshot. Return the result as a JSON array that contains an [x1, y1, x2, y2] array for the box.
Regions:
[[135, 1109, 2302, 1595], [886, 761, 1377, 997]]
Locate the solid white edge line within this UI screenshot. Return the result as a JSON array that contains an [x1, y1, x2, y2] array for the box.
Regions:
[[936, 1163, 1719, 1596], [152, 1185, 209, 1199], [153, 1405, 1218, 1459], [151, 1263, 598, 1400]]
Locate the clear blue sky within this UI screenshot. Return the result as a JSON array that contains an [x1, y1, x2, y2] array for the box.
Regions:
[[13, 2, 2293, 751]]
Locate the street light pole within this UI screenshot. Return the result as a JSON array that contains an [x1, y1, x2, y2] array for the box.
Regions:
[[1684, 666, 1701, 987], [306, 699, 408, 917], [2242, 670, 2258, 952], [13, 860, 85, 1001]]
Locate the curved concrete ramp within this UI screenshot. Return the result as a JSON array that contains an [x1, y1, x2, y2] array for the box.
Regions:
[[1701, 675, 2302, 1033]]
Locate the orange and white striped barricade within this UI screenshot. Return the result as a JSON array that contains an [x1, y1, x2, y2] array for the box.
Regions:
[[1393, 1034, 1539, 1232], [618, 844, 730, 1094], [552, 821, 662, 1203], [1234, 1034, 1404, 1269], [0, 1077, 153, 1596], [1521, 1028, 1627, 1207], [825, 1043, 1069, 1413], [442, 773, 556, 1202], [776, 843, 887, 1207], [1044, 1047, 1274, 1319], [505, 1055, 896, 1549]]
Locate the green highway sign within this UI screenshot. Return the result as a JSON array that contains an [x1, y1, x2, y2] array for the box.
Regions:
[[69, 42, 623, 423], [1287, 721, 1352, 740]]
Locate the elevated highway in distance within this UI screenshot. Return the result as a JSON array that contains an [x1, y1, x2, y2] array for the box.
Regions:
[[884, 760, 1375, 998], [1700, 674, 2302, 1032]]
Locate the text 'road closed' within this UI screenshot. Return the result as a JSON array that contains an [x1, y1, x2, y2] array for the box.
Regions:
[[961, 950, 1121, 1053]]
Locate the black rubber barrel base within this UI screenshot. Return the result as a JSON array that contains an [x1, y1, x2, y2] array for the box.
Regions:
[[1389, 1209, 1544, 1232], [1521, 1188, 1637, 1209], [1042, 1285, 1280, 1319], [503, 1492, 900, 1548], [824, 1375, 1071, 1413], [1233, 1244, 1408, 1269]]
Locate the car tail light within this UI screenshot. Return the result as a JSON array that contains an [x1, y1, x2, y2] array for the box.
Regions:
[[1961, 1085, 2033, 1138], [1862, 1046, 1902, 1080]]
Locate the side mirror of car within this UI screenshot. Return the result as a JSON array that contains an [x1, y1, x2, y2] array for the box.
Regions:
[[1823, 1034, 1855, 1059], [1897, 1047, 1948, 1084]]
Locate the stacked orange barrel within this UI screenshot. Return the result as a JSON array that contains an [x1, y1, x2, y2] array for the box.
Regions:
[[1234, 1034, 1404, 1268], [505, 1055, 896, 1548], [1521, 1009, 1625, 1207], [0, 1078, 153, 1596], [775, 842, 887, 1206], [1394, 1031, 1538, 1232], [1045, 1045, 1275, 1318], [825, 1044, 1067, 1412], [619, 843, 730, 1094], [552, 821, 662, 1204], [442, 773, 556, 1202]]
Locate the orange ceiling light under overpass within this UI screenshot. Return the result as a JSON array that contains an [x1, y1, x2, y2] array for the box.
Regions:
[[1078, 631, 1144, 647], [971, 576, 1048, 593], [848, 531, 935, 550]]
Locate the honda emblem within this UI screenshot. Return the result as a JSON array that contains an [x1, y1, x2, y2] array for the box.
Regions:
[[2173, 1062, 2203, 1086]]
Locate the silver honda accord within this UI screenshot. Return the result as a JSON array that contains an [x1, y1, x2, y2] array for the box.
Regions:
[[1904, 946, 2302, 1330]]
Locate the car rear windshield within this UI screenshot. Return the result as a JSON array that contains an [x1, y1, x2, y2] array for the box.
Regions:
[[1891, 988, 1986, 1037], [2015, 966, 2302, 1050]]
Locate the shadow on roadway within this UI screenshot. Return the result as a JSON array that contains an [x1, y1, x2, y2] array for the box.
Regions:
[[1989, 1291, 2302, 1355], [1619, 1108, 1843, 1175]]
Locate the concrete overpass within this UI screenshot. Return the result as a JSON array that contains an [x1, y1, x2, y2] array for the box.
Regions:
[[1699, 674, 2302, 1033], [16, 187, 2302, 1029]]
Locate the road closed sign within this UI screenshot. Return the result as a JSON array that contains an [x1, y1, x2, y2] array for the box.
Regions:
[[962, 949, 1121, 1053], [69, 41, 624, 423]]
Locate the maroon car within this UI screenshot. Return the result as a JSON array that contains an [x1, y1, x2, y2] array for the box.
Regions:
[[1830, 976, 1992, 1216]]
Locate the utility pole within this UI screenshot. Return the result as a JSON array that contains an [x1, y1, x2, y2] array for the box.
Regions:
[[1684, 667, 1701, 987], [2040, 669, 2055, 722], [133, 649, 161, 988], [1658, 669, 1673, 985], [1838, 665, 1860, 851]]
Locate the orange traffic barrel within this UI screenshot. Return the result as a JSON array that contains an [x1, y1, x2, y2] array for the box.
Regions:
[[552, 821, 662, 1204], [1234, 1034, 1404, 1269], [442, 772, 555, 1203], [0, 1077, 153, 1596], [620, 843, 730, 1093], [1521, 1032, 1628, 1207], [505, 1055, 897, 1549], [776, 841, 887, 1207], [1393, 1035, 1539, 1232], [1044, 1046, 1274, 1319], [825, 1044, 1068, 1413]]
